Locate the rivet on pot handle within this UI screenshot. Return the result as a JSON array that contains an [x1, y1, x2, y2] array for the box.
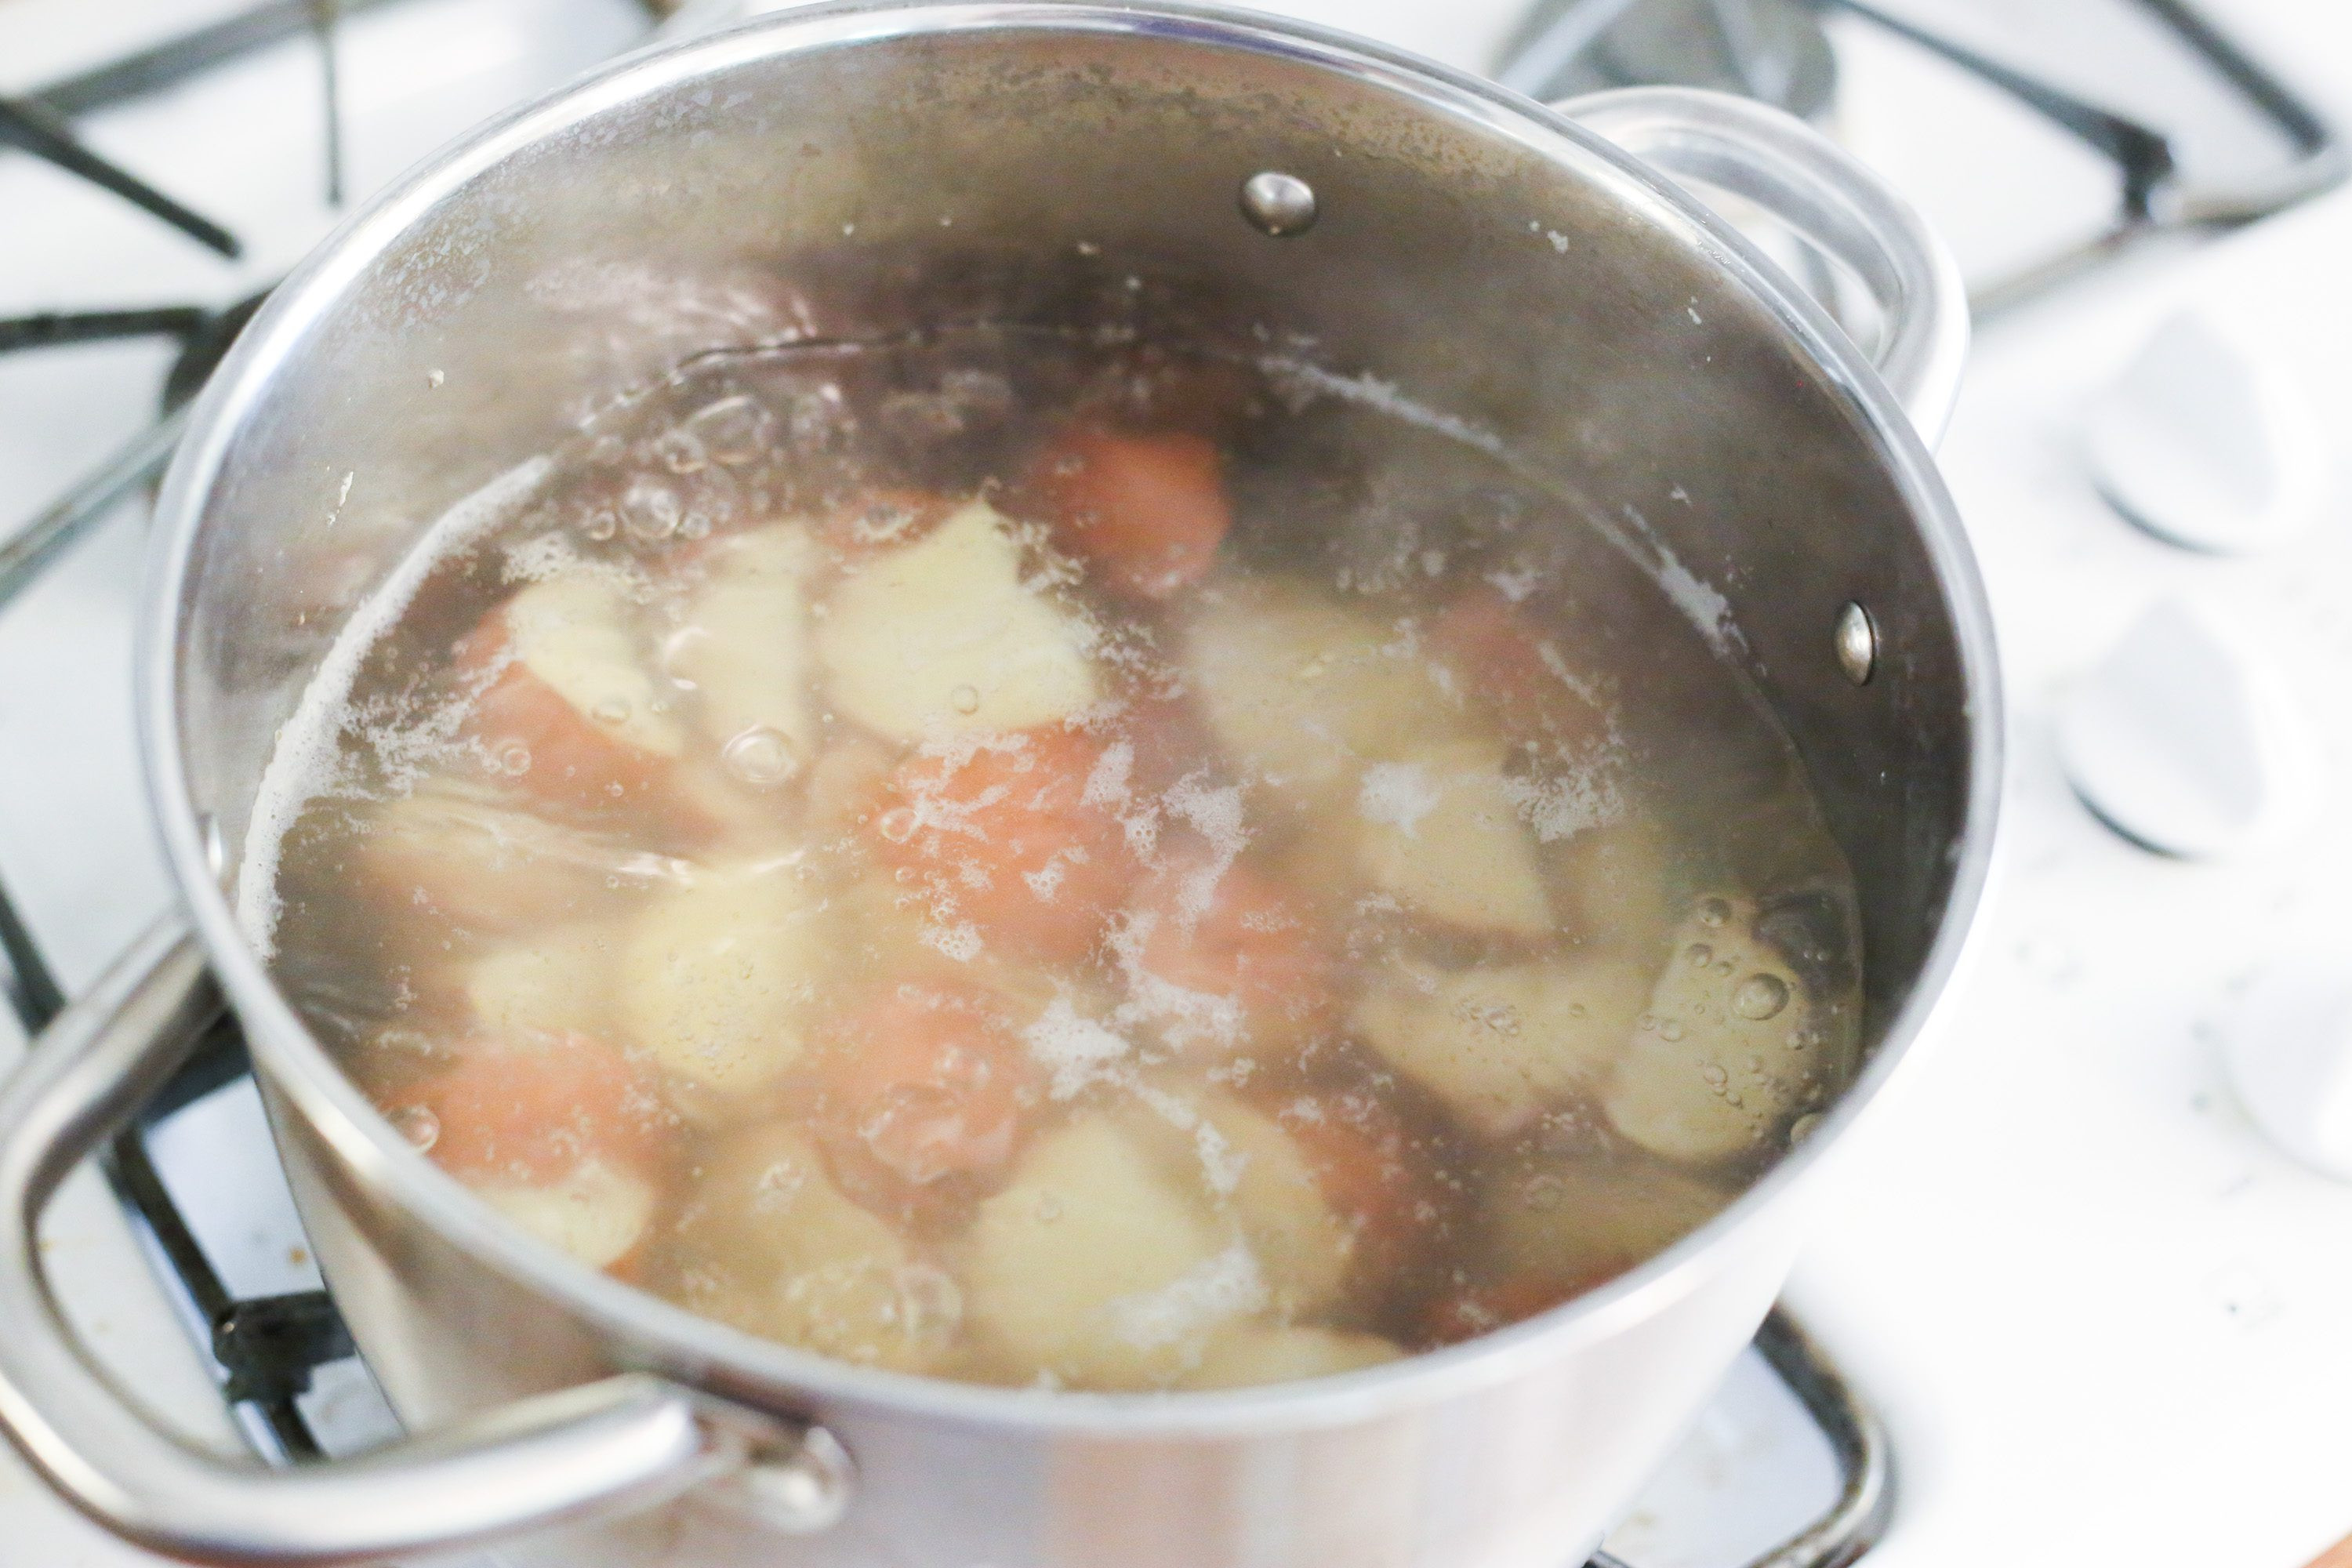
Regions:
[[1558, 86, 1969, 445], [0, 915, 846, 1567]]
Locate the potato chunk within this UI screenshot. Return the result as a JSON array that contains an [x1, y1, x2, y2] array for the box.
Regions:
[[1182, 1325, 1403, 1389], [670, 524, 821, 769], [619, 862, 824, 1102], [1351, 954, 1651, 1135], [672, 1123, 948, 1372], [815, 500, 1098, 739], [1184, 578, 1470, 808], [1354, 739, 1554, 938], [474, 1158, 656, 1272], [962, 1114, 1247, 1388], [1602, 895, 1819, 1163], [492, 572, 685, 760], [1152, 1095, 1351, 1316], [463, 921, 619, 1041]]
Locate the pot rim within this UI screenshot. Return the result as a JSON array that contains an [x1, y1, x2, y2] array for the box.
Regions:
[[138, 0, 2001, 1437]]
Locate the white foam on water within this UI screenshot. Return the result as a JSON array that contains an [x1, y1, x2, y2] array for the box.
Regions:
[[1161, 774, 1247, 926], [235, 457, 554, 957], [1256, 356, 1507, 458], [1357, 762, 1442, 838], [1109, 1239, 1266, 1351], [1503, 765, 1623, 844], [1023, 994, 1133, 1100]]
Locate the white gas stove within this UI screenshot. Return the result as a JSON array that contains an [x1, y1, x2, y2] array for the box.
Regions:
[[2, 2, 2350, 1565]]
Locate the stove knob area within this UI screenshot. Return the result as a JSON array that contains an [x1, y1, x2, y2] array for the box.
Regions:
[[2085, 308, 2325, 554], [2055, 597, 2318, 858], [2226, 953, 2352, 1182]]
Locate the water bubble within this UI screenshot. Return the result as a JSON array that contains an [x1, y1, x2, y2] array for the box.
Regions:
[[1686, 943, 1713, 967], [655, 427, 709, 475], [722, 726, 803, 788], [1658, 1020, 1686, 1042], [877, 807, 920, 844], [1034, 1192, 1064, 1224], [1523, 1174, 1567, 1212], [1697, 897, 1733, 929], [390, 1105, 440, 1152], [949, 684, 982, 715], [619, 478, 682, 543], [1732, 973, 1791, 1021], [685, 394, 775, 466], [1715, 960, 1734, 977], [590, 696, 632, 727], [582, 507, 619, 543], [1788, 1112, 1824, 1145], [1637, 1013, 1658, 1033], [495, 743, 532, 776], [1700, 1064, 1729, 1088], [678, 510, 713, 542]]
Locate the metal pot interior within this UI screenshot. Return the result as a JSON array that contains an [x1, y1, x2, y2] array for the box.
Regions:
[[154, 2, 1987, 1340]]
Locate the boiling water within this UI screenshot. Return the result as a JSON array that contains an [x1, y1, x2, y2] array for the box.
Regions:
[[257, 327, 1862, 1391]]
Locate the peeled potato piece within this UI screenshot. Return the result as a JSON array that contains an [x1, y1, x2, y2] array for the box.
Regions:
[[463, 921, 620, 1040], [672, 1123, 948, 1372], [461, 574, 687, 815], [1141, 1094, 1351, 1317], [1183, 1324, 1403, 1389], [815, 500, 1098, 739], [619, 862, 825, 1105], [1603, 895, 1818, 1164], [475, 1158, 657, 1272], [1184, 578, 1472, 808], [1351, 954, 1651, 1135], [670, 524, 821, 769], [963, 1113, 1246, 1388], [1354, 739, 1554, 938]]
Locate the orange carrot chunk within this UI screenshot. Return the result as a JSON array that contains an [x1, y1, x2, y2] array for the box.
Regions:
[[869, 728, 1138, 964], [811, 982, 1043, 1188], [1133, 858, 1338, 1054], [1025, 426, 1231, 601]]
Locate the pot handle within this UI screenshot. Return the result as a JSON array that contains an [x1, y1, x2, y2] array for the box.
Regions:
[[0, 914, 849, 1566], [1558, 86, 1969, 445]]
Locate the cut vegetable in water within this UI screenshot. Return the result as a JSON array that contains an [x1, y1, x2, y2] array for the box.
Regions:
[[261, 334, 1863, 1393]]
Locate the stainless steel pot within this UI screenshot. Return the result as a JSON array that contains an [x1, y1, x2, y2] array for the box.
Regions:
[[0, 7, 1997, 1566]]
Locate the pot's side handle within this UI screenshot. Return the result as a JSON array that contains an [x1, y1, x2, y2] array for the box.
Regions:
[[1558, 86, 1969, 446], [0, 915, 848, 1567]]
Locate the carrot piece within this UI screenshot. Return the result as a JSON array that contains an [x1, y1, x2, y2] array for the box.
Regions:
[[869, 728, 1138, 964], [389, 1033, 665, 1185], [809, 982, 1044, 1190], [1131, 857, 1338, 1055], [1024, 426, 1231, 601], [1427, 585, 1611, 746]]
